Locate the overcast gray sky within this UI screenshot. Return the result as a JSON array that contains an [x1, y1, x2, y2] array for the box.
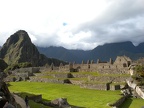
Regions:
[[0, 0, 144, 50]]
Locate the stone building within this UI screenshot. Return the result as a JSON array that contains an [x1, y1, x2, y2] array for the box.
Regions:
[[9, 67, 40, 81], [59, 56, 132, 74]]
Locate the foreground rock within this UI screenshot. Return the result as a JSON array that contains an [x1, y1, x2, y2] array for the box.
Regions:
[[50, 98, 71, 108], [0, 81, 17, 107], [42, 98, 71, 108]]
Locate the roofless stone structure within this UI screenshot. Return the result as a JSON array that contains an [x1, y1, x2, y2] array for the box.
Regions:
[[59, 56, 132, 74]]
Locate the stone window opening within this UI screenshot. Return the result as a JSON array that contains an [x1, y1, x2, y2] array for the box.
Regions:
[[123, 63, 127, 67]]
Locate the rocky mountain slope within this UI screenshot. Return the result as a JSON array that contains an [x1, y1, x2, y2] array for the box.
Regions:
[[0, 59, 8, 71], [0, 30, 66, 66], [89, 41, 144, 61], [38, 41, 144, 63]]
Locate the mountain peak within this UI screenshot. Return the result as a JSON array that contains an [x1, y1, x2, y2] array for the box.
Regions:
[[0, 30, 37, 65], [7, 30, 31, 45], [0, 30, 66, 66]]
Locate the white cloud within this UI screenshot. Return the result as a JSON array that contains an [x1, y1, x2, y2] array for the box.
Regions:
[[0, 0, 144, 50]]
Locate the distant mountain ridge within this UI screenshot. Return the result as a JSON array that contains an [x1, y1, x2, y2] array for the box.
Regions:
[[38, 41, 144, 63], [89, 41, 144, 61], [37, 46, 90, 63], [1, 30, 144, 64], [0, 30, 66, 66]]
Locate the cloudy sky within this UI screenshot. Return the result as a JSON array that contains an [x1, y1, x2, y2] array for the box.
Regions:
[[0, 0, 144, 50]]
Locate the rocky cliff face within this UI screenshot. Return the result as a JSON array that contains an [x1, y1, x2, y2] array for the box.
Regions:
[[0, 59, 8, 71], [0, 30, 66, 66]]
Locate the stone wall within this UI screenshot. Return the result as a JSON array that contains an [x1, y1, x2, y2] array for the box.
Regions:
[[126, 79, 137, 89], [97, 68, 129, 74], [80, 83, 124, 91], [80, 83, 108, 90], [13, 67, 40, 75], [110, 84, 121, 91], [88, 76, 128, 83], [114, 56, 131, 67], [69, 79, 85, 85], [9, 67, 41, 81], [136, 86, 144, 99], [29, 77, 69, 84], [126, 78, 144, 99], [59, 56, 131, 74], [71, 73, 89, 78], [53, 73, 72, 78]]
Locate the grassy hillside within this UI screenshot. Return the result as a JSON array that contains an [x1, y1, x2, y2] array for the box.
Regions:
[[9, 82, 121, 108], [8, 82, 144, 108]]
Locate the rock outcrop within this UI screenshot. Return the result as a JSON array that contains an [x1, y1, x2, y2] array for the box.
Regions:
[[0, 30, 66, 66], [50, 98, 71, 108], [0, 81, 17, 107]]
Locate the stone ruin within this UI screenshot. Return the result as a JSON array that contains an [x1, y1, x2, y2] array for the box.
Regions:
[[4, 56, 132, 91], [23, 56, 132, 91], [46, 56, 131, 91], [8, 56, 131, 76], [2, 56, 132, 92], [59, 56, 132, 74], [4, 67, 40, 82]]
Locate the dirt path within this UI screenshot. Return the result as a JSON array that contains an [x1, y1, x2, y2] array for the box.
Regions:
[[13, 94, 30, 108]]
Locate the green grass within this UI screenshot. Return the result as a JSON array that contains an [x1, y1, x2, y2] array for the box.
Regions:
[[71, 72, 99, 76], [9, 81, 121, 108], [119, 97, 144, 108], [69, 77, 88, 81], [95, 74, 130, 77]]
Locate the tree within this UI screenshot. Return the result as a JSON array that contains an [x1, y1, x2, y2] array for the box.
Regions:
[[134, 65, 144, 77]]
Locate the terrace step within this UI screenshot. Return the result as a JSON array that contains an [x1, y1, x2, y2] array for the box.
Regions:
[[29, 71, 128, 90]]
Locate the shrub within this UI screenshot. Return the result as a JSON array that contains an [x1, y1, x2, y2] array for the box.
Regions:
[[134, 65, 144, 77], [4, 62, 32, 73]]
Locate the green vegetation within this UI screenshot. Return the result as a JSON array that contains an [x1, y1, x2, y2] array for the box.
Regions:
[[119, 97, 144, 108], [4, 62, 32, 72], [131, 65, 144, 86], [98, 74, 130, 77], [9, 82, 121, 108], [71, 72, 99, 76], [134, 65, 144, 77]]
